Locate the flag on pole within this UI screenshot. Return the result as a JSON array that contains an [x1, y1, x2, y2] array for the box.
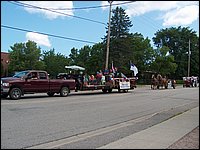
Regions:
[[121, 72, 127, 80], [112, 61, 115, 73], [130, 63, 138, 76]]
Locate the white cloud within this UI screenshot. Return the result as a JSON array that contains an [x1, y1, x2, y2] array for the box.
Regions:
[[26, 32, 51, 47], [162, 5, 199, 26], [101, 1, 199, 27], [21, 1, 74, 20]]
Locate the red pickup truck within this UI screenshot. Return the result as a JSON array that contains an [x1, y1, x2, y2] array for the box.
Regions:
[[1, 70, 76, 100]]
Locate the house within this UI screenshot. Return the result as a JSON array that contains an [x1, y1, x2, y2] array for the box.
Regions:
[[1, 52, 10, 77]]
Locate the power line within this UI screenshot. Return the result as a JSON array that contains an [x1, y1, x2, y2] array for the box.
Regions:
[[9, 1, 135, 11], [1, 25, 97, 44], [8, 1, 107, 26], [48, 1, 136, 10]]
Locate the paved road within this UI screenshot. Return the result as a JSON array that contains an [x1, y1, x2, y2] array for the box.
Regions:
[[1, 85, 199, 149]]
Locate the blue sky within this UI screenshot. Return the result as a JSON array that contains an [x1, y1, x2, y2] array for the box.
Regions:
[[1, 1, 199, 57]]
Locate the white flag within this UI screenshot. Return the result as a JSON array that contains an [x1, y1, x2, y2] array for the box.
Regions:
[[130, 63, 138, 76]]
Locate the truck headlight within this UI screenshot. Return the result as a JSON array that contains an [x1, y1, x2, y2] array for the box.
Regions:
[[2, 83, 9, 87]]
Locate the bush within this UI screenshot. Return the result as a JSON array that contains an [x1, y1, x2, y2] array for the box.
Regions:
[[175, 80, 183, 84]]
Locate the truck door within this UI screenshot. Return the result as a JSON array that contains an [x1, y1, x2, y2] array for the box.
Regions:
[[37, 72, 49, 92], [24, 72, 40, 92]]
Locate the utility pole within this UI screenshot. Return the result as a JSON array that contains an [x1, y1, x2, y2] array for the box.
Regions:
[[187, 39, 191, 77], [105, 1, 113, 71]]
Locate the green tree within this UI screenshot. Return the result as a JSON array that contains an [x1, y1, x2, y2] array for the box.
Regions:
[[109, 6, 133, 39], [76, 45, 91, 68], [102, 7, 156, 76], [68, 43, 104, 74], [102, 6, 133, 72], [153, 26, 199, 79], [8, 40, 45, 73], [150, 46, 177, 76], [42, 49, 69, 78], [69, 47, 79, 65], [128, 33, 155, 74], [87, 43, 104, 74]]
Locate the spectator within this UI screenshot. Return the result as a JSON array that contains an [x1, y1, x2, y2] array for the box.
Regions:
[[31, 72, 38, 79]]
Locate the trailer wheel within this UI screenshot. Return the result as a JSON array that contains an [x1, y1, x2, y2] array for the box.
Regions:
[[108, 89, 112, 93], [118, 88, 121, 93], [9, 87, 22, 100], [102, 89, 107, 93], [123, 89, 128, 93], [60, 87, 69, 97]]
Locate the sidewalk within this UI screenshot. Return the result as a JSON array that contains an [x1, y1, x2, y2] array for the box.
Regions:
[[98, 107, 199, 149]]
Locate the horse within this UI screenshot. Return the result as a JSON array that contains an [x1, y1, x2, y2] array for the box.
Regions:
[[157, 74, 168, 89], [151, 74, 159, 90]]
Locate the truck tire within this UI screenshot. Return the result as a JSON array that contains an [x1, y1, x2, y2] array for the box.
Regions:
[[60, 87, 69, 97], [47, 92, 55, 97], [9, 88, 22, 100]]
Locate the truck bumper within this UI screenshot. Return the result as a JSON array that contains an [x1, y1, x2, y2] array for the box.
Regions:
[[1, 86, 10, 95]]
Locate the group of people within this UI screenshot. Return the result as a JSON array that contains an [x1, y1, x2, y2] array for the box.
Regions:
[[82, 68, 124, 86], [58, 68, 129, 91], [83, 70, 105, 85], [183, 76, 199, 87]]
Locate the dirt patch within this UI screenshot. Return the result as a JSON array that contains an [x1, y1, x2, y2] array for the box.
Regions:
[[167, 126, 199, 149]]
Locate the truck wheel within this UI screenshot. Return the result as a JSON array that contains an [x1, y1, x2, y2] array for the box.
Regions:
[[60, 87, 69, 97], [47, 92, 55, 97], [9, 88, 22, 100]]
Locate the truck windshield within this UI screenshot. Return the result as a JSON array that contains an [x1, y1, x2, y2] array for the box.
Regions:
[[13, 71, 29, 78]]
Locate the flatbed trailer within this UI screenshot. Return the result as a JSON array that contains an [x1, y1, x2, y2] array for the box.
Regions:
[[75, 76, 137, 93], [61, 65, 137, 94]]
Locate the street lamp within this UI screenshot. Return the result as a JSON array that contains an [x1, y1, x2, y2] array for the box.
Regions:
[[105, 1, 113, 71]]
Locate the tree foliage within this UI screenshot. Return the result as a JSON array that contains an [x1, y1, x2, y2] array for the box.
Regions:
[[68, 43, 104, 74], [109, 6, 133, 39], [42, 49, 69, 78], [150, 46, 177, 76], [153, 26, 199, 79], [8, 40, 45, 73], [102, 7, 154, 75]]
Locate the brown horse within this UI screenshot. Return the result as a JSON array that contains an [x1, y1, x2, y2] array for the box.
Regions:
[[157, 74, 168, 89], [151, 74, 159, 90]]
